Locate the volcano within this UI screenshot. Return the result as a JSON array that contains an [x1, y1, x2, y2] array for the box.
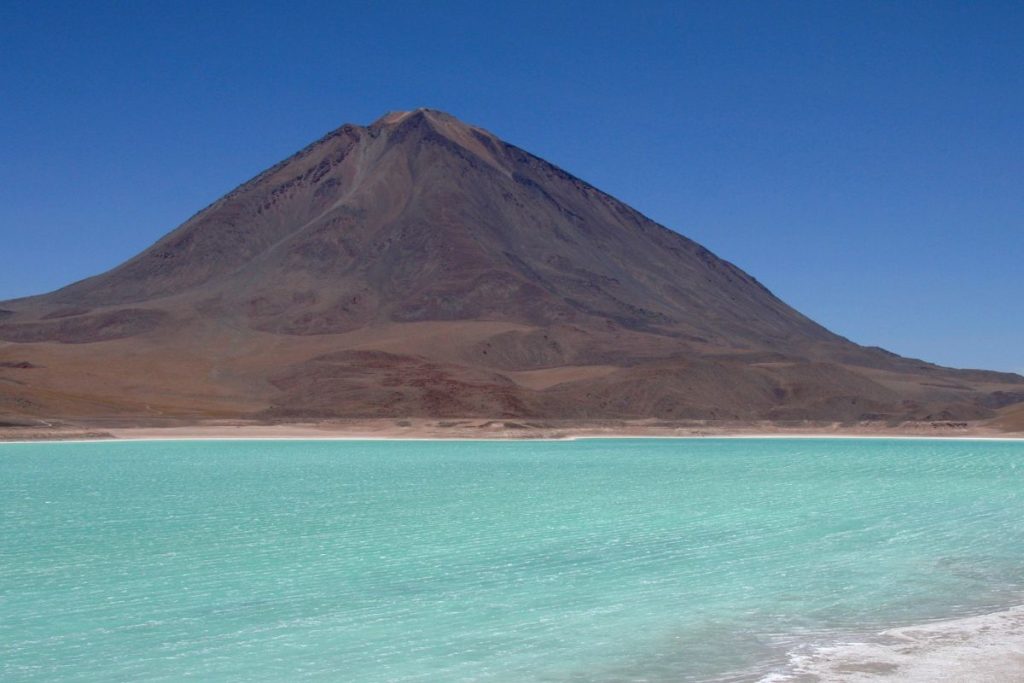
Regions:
[[1, 109, 1020, 427]]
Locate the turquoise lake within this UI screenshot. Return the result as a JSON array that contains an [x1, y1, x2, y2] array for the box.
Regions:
[[3, 438, 1024, 681]]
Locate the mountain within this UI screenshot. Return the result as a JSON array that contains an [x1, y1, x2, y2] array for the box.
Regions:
[[1, 109, 1021, 426]]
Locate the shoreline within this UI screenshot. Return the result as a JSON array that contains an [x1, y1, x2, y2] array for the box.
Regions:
[[3, 433, 1024, 446], [762, 604, 1024, 681], [1, 418, 1021, 444]]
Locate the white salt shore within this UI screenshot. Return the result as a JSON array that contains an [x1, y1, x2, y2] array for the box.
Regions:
[[763, 605, 1024, 682]]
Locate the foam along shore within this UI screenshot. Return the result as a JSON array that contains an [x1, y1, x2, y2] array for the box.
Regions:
[[766, 605, 1024, 682]]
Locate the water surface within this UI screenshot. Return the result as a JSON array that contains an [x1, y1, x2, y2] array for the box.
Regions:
[[3, 438, 1023, 681]]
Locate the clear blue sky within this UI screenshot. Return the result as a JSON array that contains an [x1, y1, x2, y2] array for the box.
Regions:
[[1, 1, 1021, 373]]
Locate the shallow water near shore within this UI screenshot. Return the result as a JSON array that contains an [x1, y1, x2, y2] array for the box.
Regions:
[[3, 438, 1024, 681]]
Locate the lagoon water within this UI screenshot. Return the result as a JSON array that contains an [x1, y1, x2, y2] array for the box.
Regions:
[[3, 438, 1024, 681]]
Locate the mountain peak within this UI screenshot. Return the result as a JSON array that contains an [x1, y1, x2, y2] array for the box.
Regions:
[[368, 108, 506, 173], [371, 108, 460, 128]]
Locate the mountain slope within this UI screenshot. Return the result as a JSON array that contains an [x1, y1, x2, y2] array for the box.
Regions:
[[1, 109, 1020, 425]]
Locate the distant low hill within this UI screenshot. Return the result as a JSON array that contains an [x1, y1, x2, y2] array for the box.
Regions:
[[1, 109, 1021, 426]]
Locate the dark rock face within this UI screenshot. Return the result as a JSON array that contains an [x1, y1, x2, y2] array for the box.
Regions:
[[0, 309, 166, 344], [0, 108, 1020, 422]]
